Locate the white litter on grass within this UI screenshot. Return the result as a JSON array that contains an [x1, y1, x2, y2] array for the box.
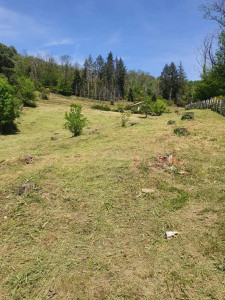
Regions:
[[166, 231, 179, 239], [141, 188, 155, 194]]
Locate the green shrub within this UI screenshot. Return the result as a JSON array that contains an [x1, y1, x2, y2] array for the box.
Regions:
[[167, 100, 175, 106], [131, 108, 140, 114], [17, 76, 36, 107], [121, 111, 131, 127], [41, 91, 48, 100], [167, 120, 176, 125], [41, 92, 48, 100], [140, 99, 168, 117], [91, 104, 111, 111], [58, 89, 73, 96], [174, 127, 190, 136], [181, 112, 194, 120], [150, 100, 168, 116], [124, 104, 132, 110], [116, 103, 125, 112], [64, 103, 86, 136], [50, 86, 59, 94], [140, 99, 151, 117], [0, 78, 18, 134]]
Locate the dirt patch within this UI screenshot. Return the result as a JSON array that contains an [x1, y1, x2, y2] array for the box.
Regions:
[[20, 155, 34, 164], [19, 182, 35, 195], [131, 156, 140, 169]]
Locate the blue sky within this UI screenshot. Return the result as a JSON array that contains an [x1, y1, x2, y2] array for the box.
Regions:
[[0, 0, 217, 80]]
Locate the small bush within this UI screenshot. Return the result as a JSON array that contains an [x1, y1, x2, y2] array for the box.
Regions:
[[121, 111, 131, 127], [124, 104, 132, 110], [91, 104, 111, 111], [167, 120, 176, 125], [110, 100, 114, 105], [140, 100, 151, 117], [181, 112, 194, 120], [174, 127, 190, 136], [167, 100, 175, 106], [150, 100, 169, 116], [41, 92, 48, 100], [58, 89, 73, 96], [116, 103, 125, 112], [140, 99, 168, 117], [41, 90, 49, 100], [64, 103, 86, 137], [131, 108, 140, 114], [50, 86, 59, 94]]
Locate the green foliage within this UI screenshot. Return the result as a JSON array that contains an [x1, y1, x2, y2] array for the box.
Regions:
[[121, 111, 131, 127], [0, 43, 17, 83], [152, 93, 157, 102], [140, 99, 168, 117], [181, 112, 194, 120], [41, 91, 48, 100], [0, 78, 18, 134], [64, 103, 86, 136], [72, 68, 82, 96], [39, 88, 49, 100], [128, 88, 134, 102], [116, 103, 125, 112], [150, 99, 168, 116], [167, 120, 176, 125], [17, 76, 36, 107], [174, 127, 190, 136], [115, 57, 126, 98], [91, 104, 111, 111], [124, 104, 132, 110], [160, 62, 187, 105], [194, 72, 223, 100], [167, 99, 175, 106], [194, 32, 225, 100], [140, 99, 152, 117]]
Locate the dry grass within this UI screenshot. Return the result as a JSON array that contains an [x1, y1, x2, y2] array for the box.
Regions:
[[0, 94, 224, 299]]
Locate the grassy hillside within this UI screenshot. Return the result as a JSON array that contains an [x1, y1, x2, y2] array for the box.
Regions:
[[0, 94, 224, 299]]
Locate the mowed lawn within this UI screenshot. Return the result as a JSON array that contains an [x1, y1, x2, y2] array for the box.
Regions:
[[0, 94, 224, 299]]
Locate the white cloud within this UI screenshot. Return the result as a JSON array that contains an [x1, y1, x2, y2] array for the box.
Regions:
[[0, 6, 47, 40], [44, 38, 75, 47]]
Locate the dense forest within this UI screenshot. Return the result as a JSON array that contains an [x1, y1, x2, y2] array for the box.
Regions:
[[0, 44, 193, 103]]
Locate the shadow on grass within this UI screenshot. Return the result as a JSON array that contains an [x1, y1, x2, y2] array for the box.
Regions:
[[0, 124, 20, 135]]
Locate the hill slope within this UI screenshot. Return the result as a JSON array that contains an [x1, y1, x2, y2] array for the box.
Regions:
[[0, 95, 224, 299]]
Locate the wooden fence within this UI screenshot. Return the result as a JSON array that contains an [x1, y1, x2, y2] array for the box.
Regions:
[[185, 98, 225, 116]]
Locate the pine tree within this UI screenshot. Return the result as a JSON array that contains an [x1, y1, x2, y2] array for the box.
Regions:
[[169, 62, 179, 101], [72, 68, 81, 96], [177, 62, 187, 104], [160, 62, 179, 102], [81, 65, 87, 97], [160, 64, 171, 99], [115, 57, 126, 98], [95, 55, 105, 79], [104, 51, 114, 99]]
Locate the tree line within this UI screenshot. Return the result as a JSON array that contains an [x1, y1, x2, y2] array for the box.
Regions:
[[0, 42, 196, 105]]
